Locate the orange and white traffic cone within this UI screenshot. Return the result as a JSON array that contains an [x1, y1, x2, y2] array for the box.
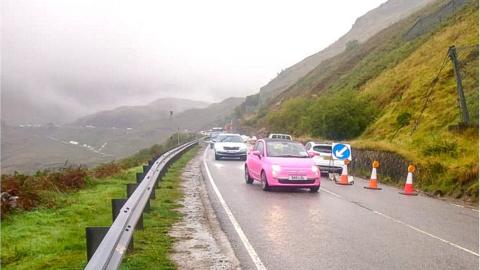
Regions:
[[400, 165, 418, 196], [336, 160, 353, 185], [364, 160, 382, 190]]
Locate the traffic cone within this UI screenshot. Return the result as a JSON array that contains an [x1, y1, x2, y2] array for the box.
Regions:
[[400, 165, 418, 196], [364, 160, 382, 190], [336, 160, 353, 185]]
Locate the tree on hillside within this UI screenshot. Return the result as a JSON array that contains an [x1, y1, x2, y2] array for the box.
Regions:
[[306, 91, 377, 140]]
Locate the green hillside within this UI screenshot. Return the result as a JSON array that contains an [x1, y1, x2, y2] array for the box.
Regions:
[[243, 0, 479, 200]]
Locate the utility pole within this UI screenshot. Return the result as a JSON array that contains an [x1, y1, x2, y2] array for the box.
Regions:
[[448, 45, 470, 124]]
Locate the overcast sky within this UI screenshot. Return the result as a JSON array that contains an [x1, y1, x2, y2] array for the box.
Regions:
[[2, 0, 386, 122]]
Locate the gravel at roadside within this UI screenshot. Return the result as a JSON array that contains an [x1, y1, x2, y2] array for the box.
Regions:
[[169, 152, 241, 270]]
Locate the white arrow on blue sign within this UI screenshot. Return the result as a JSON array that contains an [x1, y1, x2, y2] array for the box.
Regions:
[[332, 143, 352, 160]]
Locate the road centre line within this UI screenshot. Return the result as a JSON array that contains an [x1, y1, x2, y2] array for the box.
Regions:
[[372, 210, 479, 257], [202, 148, 267, 270], [320, 187, 343, 198], [320, 186, 479, 257]]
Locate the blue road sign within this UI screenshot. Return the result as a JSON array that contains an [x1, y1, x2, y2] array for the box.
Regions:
[[332, 143, 351, 160]]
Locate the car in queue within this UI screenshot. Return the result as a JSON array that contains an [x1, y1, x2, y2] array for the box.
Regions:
[[245, 139, 320, 192], [213, 134, 248, 160], [209, 131, 223, 148], [305, 142, 344, 174], [268, 133, 292, 140]]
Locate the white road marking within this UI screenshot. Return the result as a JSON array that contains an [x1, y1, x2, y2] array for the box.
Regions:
[[451, 203, 465, 208], [372, 210, 479, 257], [202, 148, 267, 270], [321, 186, 479, 257], [320, 187, 343, 198], [451, 203, 479, 212]]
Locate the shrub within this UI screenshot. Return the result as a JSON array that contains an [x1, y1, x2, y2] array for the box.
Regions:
[[0, 167, 87, 218], [266, 97, 311, 136], [305, 91, 378, 140], [396, 112, 412, 127], [93, 162, 123, 178], [421, 140, 458, 156]]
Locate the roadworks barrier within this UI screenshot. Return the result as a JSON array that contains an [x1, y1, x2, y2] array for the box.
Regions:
[[364, 160, 382, 190], [400, 165, 418, 196], [336, 160, 354, 185]]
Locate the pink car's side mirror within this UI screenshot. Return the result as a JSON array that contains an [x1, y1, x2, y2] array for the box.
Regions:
[[251, 150, 262, 158]]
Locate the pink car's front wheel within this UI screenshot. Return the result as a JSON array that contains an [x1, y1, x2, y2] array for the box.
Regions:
[[245, 166, 254, 184], [261, 171, 270, 191]]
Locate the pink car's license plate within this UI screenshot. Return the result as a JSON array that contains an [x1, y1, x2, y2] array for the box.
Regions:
[[288, 175, 307, 181]]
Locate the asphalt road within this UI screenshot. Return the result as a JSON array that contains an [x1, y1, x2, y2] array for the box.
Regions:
[[201, 146, 479, 270]]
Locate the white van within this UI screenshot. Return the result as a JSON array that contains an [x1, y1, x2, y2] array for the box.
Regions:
[[268, 133, 292, 140]]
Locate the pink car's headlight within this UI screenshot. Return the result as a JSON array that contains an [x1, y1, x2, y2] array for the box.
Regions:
[[311, 165, 319, 177], [272, 165, 281, 177]]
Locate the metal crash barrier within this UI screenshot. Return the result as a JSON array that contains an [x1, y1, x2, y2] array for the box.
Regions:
[[84, 140, 199, 270]]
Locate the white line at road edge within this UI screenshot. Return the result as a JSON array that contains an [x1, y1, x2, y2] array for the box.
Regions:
[[320, 186, 479, 257], [202, 148, 267, 270]]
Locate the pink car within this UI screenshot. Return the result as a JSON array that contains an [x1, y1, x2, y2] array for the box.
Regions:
[[245, 139, 321, 192]]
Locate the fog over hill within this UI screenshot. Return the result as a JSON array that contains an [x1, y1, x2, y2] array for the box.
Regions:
[[2, 0, 390, 125], [255, 0, 436, 106], [72, 98, 210, 128]]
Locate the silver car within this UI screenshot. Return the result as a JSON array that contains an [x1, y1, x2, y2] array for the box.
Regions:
[[305, 142, 343, 174]]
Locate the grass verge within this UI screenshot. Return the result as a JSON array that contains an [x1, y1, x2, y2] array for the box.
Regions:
[[121, 146, 199, 270], [1, 146, 198, 269], [1, 167, 140, 269]]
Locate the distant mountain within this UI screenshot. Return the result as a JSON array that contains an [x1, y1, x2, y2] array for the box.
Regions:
[[72, 98, 210, 128], [172, 97, 244, 131], [256, 0, 436, 107], [1, 97, 242, 173]]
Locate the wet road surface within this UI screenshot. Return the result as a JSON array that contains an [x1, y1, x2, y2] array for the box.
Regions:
[[201, 147, 479, 270]]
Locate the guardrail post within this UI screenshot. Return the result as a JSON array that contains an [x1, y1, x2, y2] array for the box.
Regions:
[[136, 172, 144, 183], [86, 227, 110, 261], [150, 186, 156, 199], [112, 198, 143, 232], [112, 199, 128, 221], [127, 183, 150, 213]]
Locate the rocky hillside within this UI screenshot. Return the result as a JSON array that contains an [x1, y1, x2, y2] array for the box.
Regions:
[[255, 0, 436, 106], [243, 0, 478, 200]]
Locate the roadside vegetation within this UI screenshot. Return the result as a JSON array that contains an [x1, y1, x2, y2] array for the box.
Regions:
[[0, 133, 196, 219], [1, 141, 198, 269], [1, 167, 140, 269], [242, 0, 479, 201]]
